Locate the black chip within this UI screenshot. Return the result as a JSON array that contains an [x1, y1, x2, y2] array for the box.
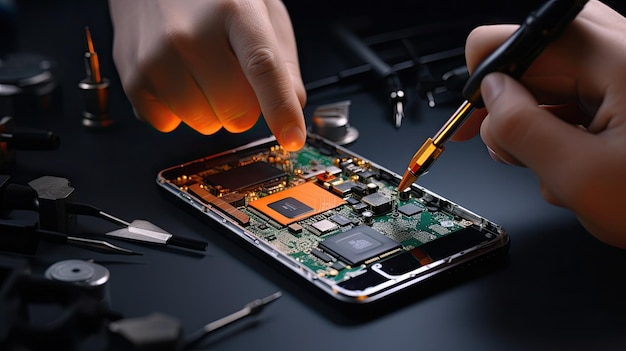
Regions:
[[330, 214, 351, 226], [398, 203, 423, 217], [311, 247, 333, 262], [332, 181, 355, 197], [204, 162, 286, 191], [331, 260, 347, 271], [319, 226, 401, 266], [352, 182, 369, 197], [361, 192, 392, 216], [356, 170, 376, 181], [352, 202, 368, 213], [268, 197, 313, 219], [346, 197, 360, 205]]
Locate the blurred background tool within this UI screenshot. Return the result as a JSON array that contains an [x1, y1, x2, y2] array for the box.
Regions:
[[1, 260, 125, 351], [0, 53, 59, 122], [0, 115, 59, 166], [78, 26, 113, 128], [304, 46, 468, 109], [308, 100, 359, 145], [22, 175, 207, 252], [106, 291, 282, 350], [66, 202, 208, 252], [0, 218, 142, 255], [332, 23, 405, 128], [182, 291, 282, 350], [0, 175, 140, 255]]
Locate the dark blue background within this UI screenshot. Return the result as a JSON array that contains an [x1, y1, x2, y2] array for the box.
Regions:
[[3, 1, 626, 349]]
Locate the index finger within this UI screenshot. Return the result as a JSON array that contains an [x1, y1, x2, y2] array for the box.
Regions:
[[228, 0, 306, 151]]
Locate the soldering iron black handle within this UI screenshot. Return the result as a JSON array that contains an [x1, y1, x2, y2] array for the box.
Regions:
[[462, 0, 589, 107]]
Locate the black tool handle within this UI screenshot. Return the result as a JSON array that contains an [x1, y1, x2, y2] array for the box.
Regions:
[[0, 219, 40, 255], [167, 235, 208, 251], [65, 202, 101, 216], [0, 129, 60, 150], [332, 23, 394, 78], [463, 0, 588, 107], [0, 182, 38, 212]]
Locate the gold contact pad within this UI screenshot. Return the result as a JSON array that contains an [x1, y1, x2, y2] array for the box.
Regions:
[[249, 181, 346, 226]]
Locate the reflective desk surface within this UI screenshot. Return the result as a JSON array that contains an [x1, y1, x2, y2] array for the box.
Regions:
[[3, 1, 626, 350]]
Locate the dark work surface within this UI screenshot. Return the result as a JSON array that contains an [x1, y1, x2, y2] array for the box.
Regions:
[[3, 1, 626, 350]]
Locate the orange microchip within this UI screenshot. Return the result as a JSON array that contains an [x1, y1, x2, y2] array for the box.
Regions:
[[249, 181, 346, 226]]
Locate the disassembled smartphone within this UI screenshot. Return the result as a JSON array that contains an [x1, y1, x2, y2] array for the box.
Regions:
[[157, 134, 509, 303]]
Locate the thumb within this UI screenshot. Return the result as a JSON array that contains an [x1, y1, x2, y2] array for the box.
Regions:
[[480, 72, 596, 204]]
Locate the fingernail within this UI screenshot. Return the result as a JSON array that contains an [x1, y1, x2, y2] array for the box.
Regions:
[[486, 145, 503, 162], [281, 124, 306, 151], [486, 145, 515, 166], [481, 73, 505, 105], [132, 107, 144, 121]]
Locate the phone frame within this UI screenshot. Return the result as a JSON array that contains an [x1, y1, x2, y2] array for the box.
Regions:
[[156, 134, 509, 304]]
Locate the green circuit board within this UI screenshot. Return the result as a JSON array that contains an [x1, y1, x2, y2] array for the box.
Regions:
[[162, 137, 484, 284]]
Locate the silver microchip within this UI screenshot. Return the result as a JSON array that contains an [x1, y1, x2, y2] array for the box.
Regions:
[[312, 219, 338, 234]]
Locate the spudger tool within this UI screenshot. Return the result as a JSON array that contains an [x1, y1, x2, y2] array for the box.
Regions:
[[65, 202, 208, 252], [183, 291, 282, 350], [398, 0, 589, 192]]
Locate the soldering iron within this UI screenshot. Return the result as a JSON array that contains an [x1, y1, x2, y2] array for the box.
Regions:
[[398, 0, 589, 192]]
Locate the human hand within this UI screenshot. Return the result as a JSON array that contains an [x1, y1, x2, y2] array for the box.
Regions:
[[108, 0, 307, 151], [454, 0, 626, 248]]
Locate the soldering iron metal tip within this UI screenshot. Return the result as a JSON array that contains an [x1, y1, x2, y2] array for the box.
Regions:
[[397, 170, 417, 193]]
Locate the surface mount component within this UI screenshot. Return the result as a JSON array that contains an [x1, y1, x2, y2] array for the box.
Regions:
[[249, 182, 346, 226], [318, 226, 401, 266], [204, 161, 286, 191]]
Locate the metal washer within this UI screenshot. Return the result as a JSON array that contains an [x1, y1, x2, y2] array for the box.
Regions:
[[308, 100, 359, 145], [45, 259, 110, 288]]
